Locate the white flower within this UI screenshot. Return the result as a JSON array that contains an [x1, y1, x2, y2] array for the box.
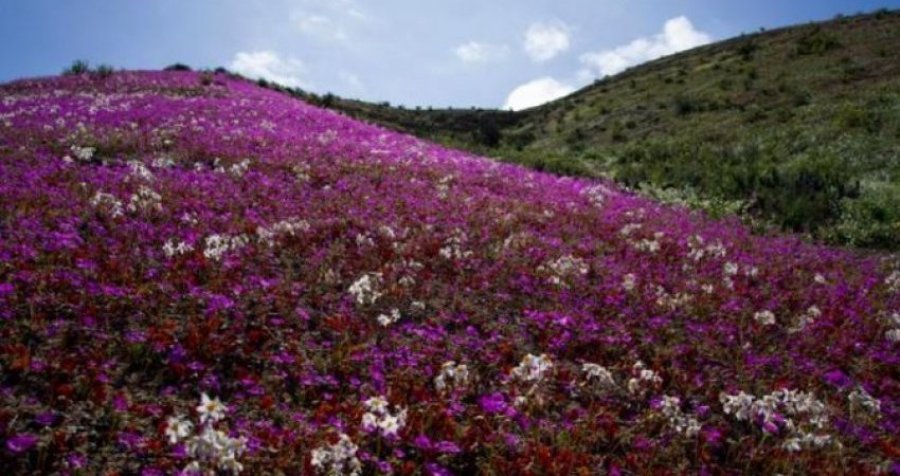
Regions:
[[361, 396, 406, 438], [434, 361, 470, 392], [622, 273, 637, 292], [126, 185, 163, 213], [581, 363, 616, 389], [70, 145, 95, 162], [165, 415, 194, 444], [754, 310, 776, 326], [656, 395, 701, 437], [627, 361, 663, 395], [163, 239, 194, 258], [511, 353, 553, 383], [376, 308, 401, 327], [814, 273, 827, 284], [886, 329, 900, 343], [848, 386, 881, 415], [724, 262, 739, 276], [256, 218, 310, 247], [197, 393, 227, 425], [363, 396, 389, 415], [348, 273, 383, 306], [203, 233, 250, 261], [377, 413, 405, 437], [90, 191, 124, 218], [311, 433, 361, 476]]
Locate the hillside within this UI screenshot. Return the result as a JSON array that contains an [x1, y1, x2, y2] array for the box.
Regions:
[[1, 70, 898, 474], [301, 9, 900, 250]]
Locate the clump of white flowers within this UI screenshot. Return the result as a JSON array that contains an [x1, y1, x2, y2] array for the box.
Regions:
[[292, 163, 312, 182], [539, 254, 588, 286], [627, 361, 663, 396], [655, 395, 701, 437], [434, 360, 470, 392], [619, 223, 643, 237], [203, 233, 250, 261], [686, 235, 728, 262], [435, 174, 455, 200], [883, 312, 900, 343], [69, 145, 96, 163], [376, 308, 401, 327], [256, 218, 310, 247], [511, 353, 554, 384], [151, 155, 176, 168], [128, 160, 155, 181], [581, 363, 616, 390], [126, 185, 163, 213], [438, 229, 472, 261], [720, 388, 834, 452], [886, 271, 900, 294], [355, 233, 375, 249], [163, 239, 194, 258], [212, 158, 252, 177], [622, 273, 637, 292], [310, 433, 362, 476], [848, 386, 881, 417], [90, 191, 124, 218], [348, 273, 383, 306], [165, 393, 247, 475], [633, 233, 664, 254], [361, 396, 407, 438], [788, 305, 822, 334], [654, 286, 693, 311], [753, 310, 776, 326], [581, 183, 611, 208]]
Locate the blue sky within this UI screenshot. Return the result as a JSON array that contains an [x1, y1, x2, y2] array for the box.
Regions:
[[1, 1, 896, 109]]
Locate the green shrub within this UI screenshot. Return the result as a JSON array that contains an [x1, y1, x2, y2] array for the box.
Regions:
[[63, 60, 90, 75], [164, 63, 192, 71], [94, 64, 114, 79]]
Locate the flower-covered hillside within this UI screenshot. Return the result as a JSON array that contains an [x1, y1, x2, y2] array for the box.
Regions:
[[0, 71, 897, 474]]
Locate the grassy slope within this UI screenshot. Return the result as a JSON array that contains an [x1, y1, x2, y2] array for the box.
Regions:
[[301, 9, 900, 249]]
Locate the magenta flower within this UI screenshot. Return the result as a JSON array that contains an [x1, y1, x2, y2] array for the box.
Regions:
[[6, 434, 39, 454], [479, 392, 508, 414]]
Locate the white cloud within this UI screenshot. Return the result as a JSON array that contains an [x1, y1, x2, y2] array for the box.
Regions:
[[295, 14, 349, 42], [453, 41, 510, 63], [290, 0, 371, 44], [503, 77, 575, 111], [230, 51, 310, 89], [579, 16, 711, 79], [524, 20, 571, 62]]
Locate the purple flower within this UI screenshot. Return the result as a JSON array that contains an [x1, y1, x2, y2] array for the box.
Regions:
[[434, 440, 461, 454], [6, 434, 39, 454], [34, 411, 58, 427], [0, 283, 14, 297], [426, 463, 453, 476], [823, 369, 851, 388], [413, 434, 432, 450], [479, 392, 507, 414]]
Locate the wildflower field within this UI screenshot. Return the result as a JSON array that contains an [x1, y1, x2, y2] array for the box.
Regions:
[[0, 70, 897, 474]]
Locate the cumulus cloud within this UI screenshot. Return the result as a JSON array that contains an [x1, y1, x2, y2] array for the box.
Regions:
[[579, 16, 711, 79], [524, 20, 571, 62], [230, 51, 310, 89], [453, 42, 510, 63], [503, 77, 575, 111]]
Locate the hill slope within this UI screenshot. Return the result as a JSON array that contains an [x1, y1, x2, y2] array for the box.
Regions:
[[307, 9, 900, 249], [0, 71, 898, 474]]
